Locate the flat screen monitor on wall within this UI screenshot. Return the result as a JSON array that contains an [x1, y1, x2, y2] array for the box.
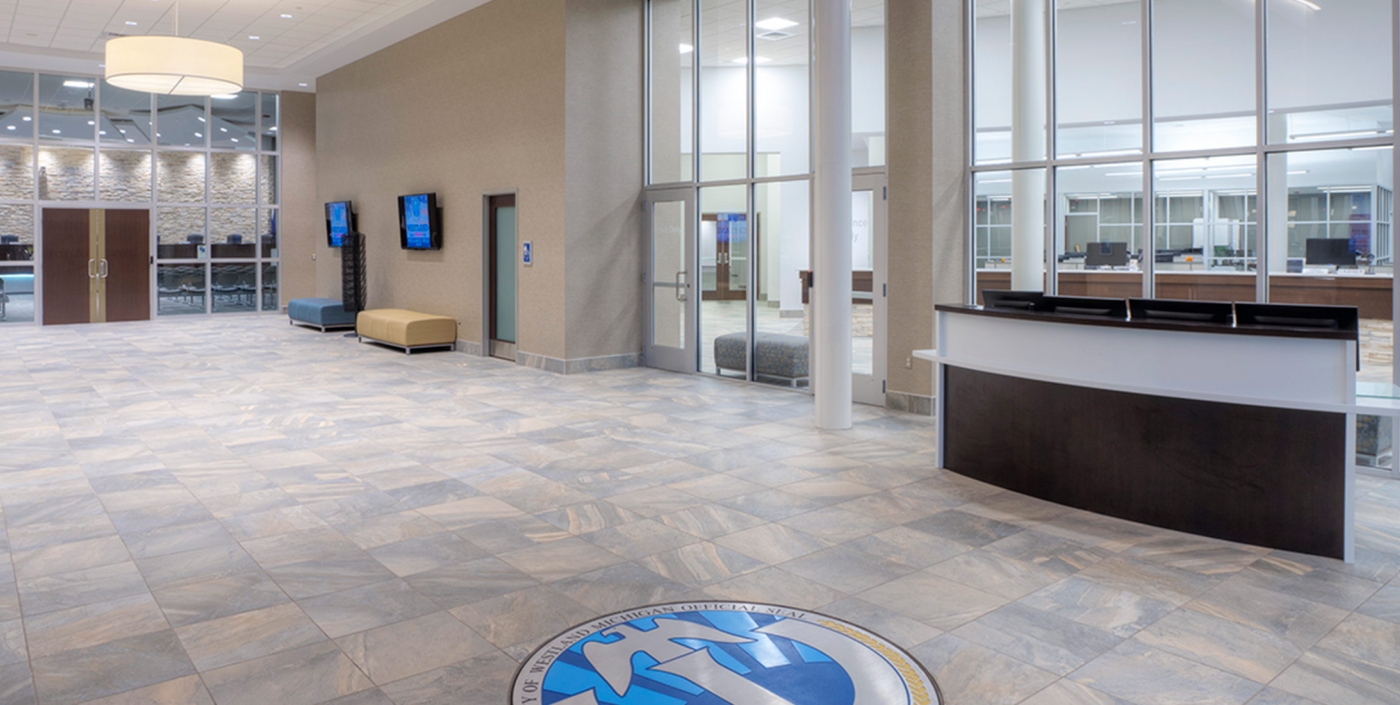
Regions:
[[1305, 238, 1355, 267], [398, 193, 441, 251], [325, 201, 355, 248]]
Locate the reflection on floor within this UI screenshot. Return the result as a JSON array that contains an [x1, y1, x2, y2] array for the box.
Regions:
[[700, 299, 875, 383], [0, 316, 1398, 704], [0, 293, 34, 323]]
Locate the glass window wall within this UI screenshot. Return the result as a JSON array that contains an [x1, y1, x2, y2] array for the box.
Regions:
[[851, 0, 885, 167], [1055, 0, 1141, 158], [649, 0, 694, 184], [1152, 0, 1254, 151], [38, 75, 95, 144], [0, 71, 35, 139], [699, 0, 748, 183], [1056, 163, 1143, 297]]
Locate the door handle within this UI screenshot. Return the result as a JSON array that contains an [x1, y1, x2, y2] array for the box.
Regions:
[[88, 259, 96, 279], [99, 259, 108, 278], [675, 270, 687, 302]]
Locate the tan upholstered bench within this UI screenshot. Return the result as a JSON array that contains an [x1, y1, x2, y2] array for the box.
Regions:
[[356, 309, 457, 354]]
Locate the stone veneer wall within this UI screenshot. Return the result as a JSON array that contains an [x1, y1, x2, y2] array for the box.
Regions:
[[99, 150, 152, 203], [157, 152, 206, 203], [0, 204, 34, 243], [37, 147, 94, 201], [158, 207, 205, 244], [209, 208, 256, 243], [259, 155, 277, 206], [0, 145, 34, 199], [210, 153, 256, 205]]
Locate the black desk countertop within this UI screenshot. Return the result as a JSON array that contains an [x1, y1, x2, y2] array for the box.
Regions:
[[936, 303, 1359, 341]]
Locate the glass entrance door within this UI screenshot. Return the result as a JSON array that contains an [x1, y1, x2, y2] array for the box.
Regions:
[[644, 189, 696, 372], [852, 174, 887, 405]]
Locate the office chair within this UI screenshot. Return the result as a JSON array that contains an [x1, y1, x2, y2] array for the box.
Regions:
[[187, 234, 205, 245], [0, 235, 17, 244], [227, 234, 243, 245]]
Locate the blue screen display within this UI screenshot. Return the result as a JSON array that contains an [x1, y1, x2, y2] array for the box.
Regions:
[[328, 202, 348, 247], [403, 194, 432, 249]]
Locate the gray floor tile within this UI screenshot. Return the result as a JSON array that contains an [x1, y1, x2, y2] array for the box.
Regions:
[[298, 579, 440, 639], [29, 629, 196, 705], [336, 611, 495, 684], [201, 640, 373, 705]]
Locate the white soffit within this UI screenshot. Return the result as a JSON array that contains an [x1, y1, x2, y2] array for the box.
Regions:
[[0, 0, 492, 91]]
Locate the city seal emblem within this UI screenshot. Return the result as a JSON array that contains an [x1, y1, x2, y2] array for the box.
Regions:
[[510, 601, 941, 705]]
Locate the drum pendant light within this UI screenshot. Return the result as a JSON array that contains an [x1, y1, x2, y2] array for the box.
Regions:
[[104, 1, 243, 96]]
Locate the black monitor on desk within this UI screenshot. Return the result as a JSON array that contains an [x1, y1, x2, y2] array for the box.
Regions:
[[1085, 242, 1129, 268], [1235, 302, 1358, 332], [1129, 298, 1233, 325], [982, 290, 1045, 311], [1306, 238, 1355, 267], [1041, 295, 1128, 318]]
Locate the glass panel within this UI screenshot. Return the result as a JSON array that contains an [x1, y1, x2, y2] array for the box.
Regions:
[[973, 1, 1046, 164], [755, 0, 810, 177], [851, 0, 884, 167], [156, 207, 206, 259], [259, 209, 278, 258], [37, 146, 94, 201], [1152, 154, 1256, 301], [1152, 0, 1254, 152], [261, 261, 279, 311], [1055, 0, 1141, 158], [0, 70, 35, 139], [852, 188, 875, 376], [700, 184, 748, 375], [210, 92, 256, 150], [0, 264, 35, 322], [99, 149, 152, 202], [260, 93, 279, 152], [0, 145, 33, 199], [211, 262, 257, 312], [158, 151, 206, 203], [753, 180, 809, 388], [974, 168, 1046, 297], [100, 80, 152, 146], [495, 205, 517, 343], [0, 205, 34, 260], [699, 0, 747, 181], [652, 199, 688, 349], [1267, 0, 1392, 144], [157, 263, 206, 315], [38, 75, 95, 143], [210, 152, 256, 204], [1267, 147, 1392, 385], [156, 95, 206, 148], [650, 0, 693, 184], [1056, 163, 1143, 296], [209, 208, 257, 252], [259, 155, 278, 205]]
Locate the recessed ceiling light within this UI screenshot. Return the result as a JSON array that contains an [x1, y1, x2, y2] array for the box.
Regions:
[[230, 137, 238, 142], [268, 126, 277, 131], [220, 127, 228, 132], [63, 80, 94, 88], [249, 36, 260, 40], [5, 126, 13, 131], [212, 94, 238, 100], [87, 120, 95, 125], [679, 43, 693, 54], [194, 132, 203, 138], [127, 138, 135, 143], [755, 17, 798, 31], [21, 116, 31, 121], [119, 129, 126, 133], [280, 13, 292, 18], [298, 82, 308, 87], [51, 129, 60, 134], [197, 116, 206, 122], [98, 130, 105, 135], [125, 21, 138, 26]]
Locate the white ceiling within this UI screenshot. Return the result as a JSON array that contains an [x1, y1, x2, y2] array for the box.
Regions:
[[0, 0, 491, 90]]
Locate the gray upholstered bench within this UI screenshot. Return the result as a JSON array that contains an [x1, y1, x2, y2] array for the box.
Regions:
[[288, 298, 357, 332], [714, 332, 810, 386]]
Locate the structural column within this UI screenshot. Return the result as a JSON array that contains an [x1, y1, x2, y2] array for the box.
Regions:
[[1010, 0, 1047, 291], [813, 0, 853, 429]]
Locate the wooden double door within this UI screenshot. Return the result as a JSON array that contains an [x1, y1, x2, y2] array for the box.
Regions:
[[42, 208, 150, 325]]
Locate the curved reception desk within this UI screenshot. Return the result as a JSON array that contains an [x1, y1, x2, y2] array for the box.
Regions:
[[916, 297, 1361, 561]]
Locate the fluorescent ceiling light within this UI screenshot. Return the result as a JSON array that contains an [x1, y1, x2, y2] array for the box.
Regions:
[[125, 21, 138, 25], [21, 116, 30, 121], [280, 14, 292, 18], [755, 17, 799, 31], [212, 94, 239, 100], [1352, 145, 1391, 152], [1288, 170, 1309, 175], [679, 43, 693, 54], [1290, 0, 1321, 10], [980, 179, 1011, 184], [249, 36, 260, 40], [1103, 172, 1143, 177], [1291, 129, 1385, 141], [63, 80, 94, 88]]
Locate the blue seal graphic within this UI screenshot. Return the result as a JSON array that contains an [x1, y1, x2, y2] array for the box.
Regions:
[[510, 601, 941, 705]]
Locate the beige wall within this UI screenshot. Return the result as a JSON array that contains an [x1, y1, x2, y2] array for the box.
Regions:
[[314, 0, 569, 357], [563, 0, 644, 360], [279, 91, 318, 305]]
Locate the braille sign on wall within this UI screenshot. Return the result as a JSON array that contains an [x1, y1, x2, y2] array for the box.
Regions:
[[510, 601, 941, 705], [522, 241, 533, 266]]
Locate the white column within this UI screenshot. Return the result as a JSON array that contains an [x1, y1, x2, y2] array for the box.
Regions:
[[1010, 0, 1046, 291], [1266, 113, 1290, 275], [813, 0, 853, 430]]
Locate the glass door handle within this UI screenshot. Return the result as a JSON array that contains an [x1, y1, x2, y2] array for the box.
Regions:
[[88, 259, 97, 279], [99, 259, 108, 278], [675, 270, 687, 301]]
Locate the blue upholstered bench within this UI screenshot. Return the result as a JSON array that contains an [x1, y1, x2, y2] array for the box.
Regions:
[[288, 298, 357, 332], [714, 332, 810, 386]]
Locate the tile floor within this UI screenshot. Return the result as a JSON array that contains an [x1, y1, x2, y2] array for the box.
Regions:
[[0, 316, 1399, 705]]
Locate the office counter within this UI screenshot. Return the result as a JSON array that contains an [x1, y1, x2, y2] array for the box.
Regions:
[[916, 303, 1360, 560], [976, 270, 1394, 319]]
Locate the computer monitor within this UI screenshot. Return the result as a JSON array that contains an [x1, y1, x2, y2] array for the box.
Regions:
[[1085, 242, 1129, 268], [1235, 302, 1358, 332], [982, 290, 1044, 311], [1305, 238, 1354, 267], [1128, 298, 1233, 325], [1041, 295, 1128, 318]]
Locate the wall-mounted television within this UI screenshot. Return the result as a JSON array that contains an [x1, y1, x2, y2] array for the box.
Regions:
[[325, 201, 355, 248], [398, 193, 441, 250]]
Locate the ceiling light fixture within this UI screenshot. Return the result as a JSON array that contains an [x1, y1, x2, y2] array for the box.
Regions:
[[679, 43, 693, 54], [280, 13, 292, 18], [249, 36, 259, 40], [63, 80, 94, 88], [755, 17, 798, 31], [1290, 0, 1322, 10], [105, 1, 243, 96]]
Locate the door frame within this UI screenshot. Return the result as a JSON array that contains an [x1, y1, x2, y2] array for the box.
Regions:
[[643, 187, 698, 373], [481, 190, 519, 360], [852, 173, 888, 406]]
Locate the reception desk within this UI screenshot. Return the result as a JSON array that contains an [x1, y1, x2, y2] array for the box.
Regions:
[[917, 299, 1360, 560]]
